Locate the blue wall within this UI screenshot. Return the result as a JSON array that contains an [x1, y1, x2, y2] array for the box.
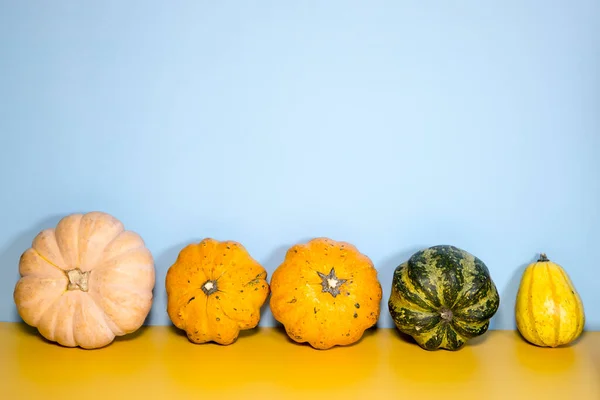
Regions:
[[1, 1, 599, 330]]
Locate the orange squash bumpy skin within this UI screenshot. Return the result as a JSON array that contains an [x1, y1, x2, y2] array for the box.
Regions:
[[269, 238, 382, 349], [165, 239, 269, 345]]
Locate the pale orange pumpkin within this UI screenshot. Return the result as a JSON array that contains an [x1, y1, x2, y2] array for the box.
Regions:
[[13, 212, 155, 349]]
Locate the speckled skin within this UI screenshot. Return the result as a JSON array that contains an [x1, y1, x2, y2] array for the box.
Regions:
[[165, 239, 270, 345], [388, 245, 499, 351], [515, 254, 585, 347], [269, 238, 382, 350]]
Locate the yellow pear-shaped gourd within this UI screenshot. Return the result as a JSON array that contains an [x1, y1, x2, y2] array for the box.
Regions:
[[515, 253, 585, 347]]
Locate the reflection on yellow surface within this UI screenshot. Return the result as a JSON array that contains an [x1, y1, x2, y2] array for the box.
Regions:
[[160, 326, 381, 394], [13, 324, 153, 387], [514, 331, 576, 374], [386, 331, 479, 384], [1, 322, 598, 399]]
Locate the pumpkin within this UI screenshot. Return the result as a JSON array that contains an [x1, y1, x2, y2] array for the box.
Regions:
[[269, 237, 382, 350], [165, 238, 269, 345], [13, 211, 155, 349], [388, 245, 500, 351], [515, 253, 585, 347]]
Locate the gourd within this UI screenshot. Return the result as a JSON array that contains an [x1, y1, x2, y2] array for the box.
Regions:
[[388, 245, 500, 351], [165, 238, 269, 345], [269, 237, 382, 350], [515, 253, 585, 347], [13, 212, 156, 349]]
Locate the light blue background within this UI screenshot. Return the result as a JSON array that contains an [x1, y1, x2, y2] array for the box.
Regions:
[[1, 1, 598, 331]]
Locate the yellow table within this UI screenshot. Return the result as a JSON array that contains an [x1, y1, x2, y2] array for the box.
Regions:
[[1, 322, 598, 399]]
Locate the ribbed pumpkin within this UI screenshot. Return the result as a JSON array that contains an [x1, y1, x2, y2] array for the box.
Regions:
[[165, 238, 269, 345], [13, 212, 155, 349], [515, 253, 585, 347], [269, 237, 382, 350], [388, 245, 500, 351]]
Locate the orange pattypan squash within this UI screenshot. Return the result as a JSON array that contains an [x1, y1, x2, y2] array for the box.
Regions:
[[269, 237, 382, 349], [165, 238, 269, 345]]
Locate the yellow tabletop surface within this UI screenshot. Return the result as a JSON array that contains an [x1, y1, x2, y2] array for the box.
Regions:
[[1, 322, 598, 399]]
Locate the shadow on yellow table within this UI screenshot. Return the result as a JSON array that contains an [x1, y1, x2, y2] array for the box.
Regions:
[[1, 322, 598, 399], [158, 325, 382, 395]]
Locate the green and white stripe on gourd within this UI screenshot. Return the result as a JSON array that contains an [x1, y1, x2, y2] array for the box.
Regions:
[[388, 245, 500, 351]]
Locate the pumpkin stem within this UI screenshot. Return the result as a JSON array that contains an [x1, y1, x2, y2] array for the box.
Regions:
[[317, 268, 347, 298], [440, 308, 453, 322], [538, 253, 549, 262], [201, 280, 218, 296], [66, 268, 90, 292]]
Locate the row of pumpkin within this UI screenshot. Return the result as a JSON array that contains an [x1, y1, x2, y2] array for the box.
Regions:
[[13, 211, 585, 350]]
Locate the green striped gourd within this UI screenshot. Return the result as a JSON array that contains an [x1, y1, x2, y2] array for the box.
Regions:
[[388, 245, 500, 351]]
